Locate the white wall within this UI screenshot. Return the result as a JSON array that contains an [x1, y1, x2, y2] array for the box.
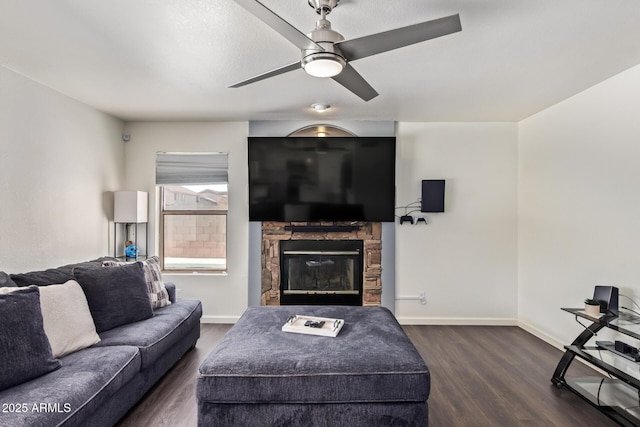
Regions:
[[395, 123, 519, 324], [518, 64, 640, 346], [122, 122, 249, 323], [0, 66, 124, 272], [5, 53, 637, 340]]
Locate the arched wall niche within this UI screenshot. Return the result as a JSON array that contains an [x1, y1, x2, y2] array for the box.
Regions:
[[287, 124, 356, 137]]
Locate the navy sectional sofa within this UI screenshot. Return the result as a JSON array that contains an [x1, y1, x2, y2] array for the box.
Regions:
[[0, 258, 202, 427]]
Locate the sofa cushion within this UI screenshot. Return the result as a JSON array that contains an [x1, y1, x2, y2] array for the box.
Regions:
[[198, 306, 430, 404], [39, 280, 101, 357], [164, 282, 177, 303], [102, 256, 171, 309], [73, 262, 153, 333], [10, 268, 74, 287], [0, 345, 141, 427], [0, 287, 61, 391], [96, 299, 202, 370], [8, 257, 117, 287], [0, 271, 17, 287]]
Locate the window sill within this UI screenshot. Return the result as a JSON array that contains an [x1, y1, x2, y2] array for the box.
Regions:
[[162, 271, 228, 277]]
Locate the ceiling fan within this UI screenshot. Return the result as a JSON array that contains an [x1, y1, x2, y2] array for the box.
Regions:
[[229, 0, 462, 101]]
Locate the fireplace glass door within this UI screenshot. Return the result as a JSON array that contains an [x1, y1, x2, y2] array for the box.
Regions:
[[280, 240, 363, 305]]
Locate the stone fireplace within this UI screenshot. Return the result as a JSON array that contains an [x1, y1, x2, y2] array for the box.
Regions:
[[261, 221, 382, 306]]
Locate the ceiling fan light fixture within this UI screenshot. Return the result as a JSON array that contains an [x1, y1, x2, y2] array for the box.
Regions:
[[302, 52, 345, 78], [311, 103, 331, 112]]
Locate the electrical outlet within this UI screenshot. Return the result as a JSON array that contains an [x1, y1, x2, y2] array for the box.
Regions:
[[419, 291, 426, 305]]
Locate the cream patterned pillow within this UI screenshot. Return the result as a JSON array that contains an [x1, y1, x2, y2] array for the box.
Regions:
[[102, 256, 171, 309], [38, 280, 101, 358]]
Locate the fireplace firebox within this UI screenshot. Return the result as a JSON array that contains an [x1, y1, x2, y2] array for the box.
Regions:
[[280, 240, 364, 306]]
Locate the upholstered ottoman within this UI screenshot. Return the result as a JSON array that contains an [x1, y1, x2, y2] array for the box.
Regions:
[[197, 306, 430, 427]]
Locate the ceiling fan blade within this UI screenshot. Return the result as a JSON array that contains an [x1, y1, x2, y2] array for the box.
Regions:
[[331, 64, 378, 102], [229, 61, 302, 88], [232, 0, 322, 51], [336, 14, 462, 62]]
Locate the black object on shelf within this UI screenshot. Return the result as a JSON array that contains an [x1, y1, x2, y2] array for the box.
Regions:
[[595, 340, 640, 362], [284, 225, 360, 233], [593, 285, 619, 316]]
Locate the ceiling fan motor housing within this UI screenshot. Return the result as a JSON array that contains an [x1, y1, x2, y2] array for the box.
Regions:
[[308, 0, 339, 14], [302, 17, 346, 76]]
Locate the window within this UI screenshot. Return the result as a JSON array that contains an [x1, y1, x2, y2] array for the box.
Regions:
[[156, 153, 228, 272]]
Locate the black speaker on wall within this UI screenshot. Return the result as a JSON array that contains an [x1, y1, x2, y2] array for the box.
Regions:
[[421, 180, 445, 212]]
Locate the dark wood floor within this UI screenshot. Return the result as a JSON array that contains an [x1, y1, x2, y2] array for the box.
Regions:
[[117, 324, 617, 427]]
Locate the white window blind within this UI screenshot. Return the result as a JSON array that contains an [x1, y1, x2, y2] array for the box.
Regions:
[[156, 152, 228, 185]]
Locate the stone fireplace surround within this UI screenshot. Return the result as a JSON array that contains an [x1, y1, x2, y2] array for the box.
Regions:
[[261, 221, 383, 306]]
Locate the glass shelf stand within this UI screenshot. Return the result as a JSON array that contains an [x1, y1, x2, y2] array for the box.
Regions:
[[552, 308, 640, 426]]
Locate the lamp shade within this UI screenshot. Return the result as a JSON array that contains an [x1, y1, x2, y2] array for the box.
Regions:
[[114, 191, 148, 223]]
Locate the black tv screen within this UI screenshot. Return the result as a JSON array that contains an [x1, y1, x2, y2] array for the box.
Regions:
[[248, 137, 396, 222]]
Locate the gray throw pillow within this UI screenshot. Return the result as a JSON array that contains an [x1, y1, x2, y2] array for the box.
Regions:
[[0, 286, 61, 391], [102, 256, 171, 309], [73, 263, 153, 333]]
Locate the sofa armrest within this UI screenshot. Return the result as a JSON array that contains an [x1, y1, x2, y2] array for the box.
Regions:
[[164, 282, 177, 303]]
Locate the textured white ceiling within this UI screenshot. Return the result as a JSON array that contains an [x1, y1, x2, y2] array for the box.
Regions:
[[1, 0, 639, 122]]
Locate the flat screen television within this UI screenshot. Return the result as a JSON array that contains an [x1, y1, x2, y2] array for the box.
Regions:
[[248, 137, 396, 222]]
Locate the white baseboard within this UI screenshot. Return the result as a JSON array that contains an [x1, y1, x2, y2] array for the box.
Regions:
[[201, 315, 240, 324], [518, 319, 611, 375], [397, 317, 518, 326], [517, 319, 564, 350]]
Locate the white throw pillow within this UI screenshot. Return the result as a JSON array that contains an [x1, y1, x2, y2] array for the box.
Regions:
[[38, 280, 101, 357]]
